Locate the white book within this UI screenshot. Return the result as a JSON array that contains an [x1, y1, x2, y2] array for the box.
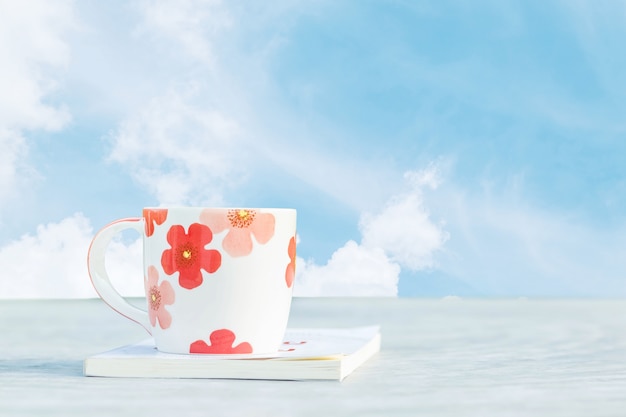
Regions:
[[84, 326, 381, 381]]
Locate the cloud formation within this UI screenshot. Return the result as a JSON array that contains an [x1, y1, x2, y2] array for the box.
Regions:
[[104, 0, 254, 207], [425, 172, 626, 297], [0, 0, 74, 202], [294, 165, 448, 296], [294, 241, 400, 297], [1, 164, 447, 298], [2, 1, 625, 301], [360, 168, 448, 271], [108, 87, 243, 206], [0, 129, 30, 204], [0, 213, 143, 299], [133, 0, 230, 67]]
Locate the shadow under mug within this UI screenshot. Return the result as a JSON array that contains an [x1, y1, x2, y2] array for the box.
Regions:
[[88, 207, 297, 355]]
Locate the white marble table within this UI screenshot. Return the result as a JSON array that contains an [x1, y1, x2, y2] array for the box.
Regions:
[[1, 297, 626, 416]]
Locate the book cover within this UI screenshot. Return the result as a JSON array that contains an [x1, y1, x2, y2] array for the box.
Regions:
[[84, 326, 381, 381]]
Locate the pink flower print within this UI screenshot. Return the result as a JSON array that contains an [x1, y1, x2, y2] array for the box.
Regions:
[[189, 329, 253, 354], [161, 223, 222, 290], [285, 236, 296, 288], [143, 208, 168, 237], [199, 209, 275, 257], [145, 265, 175, 329]]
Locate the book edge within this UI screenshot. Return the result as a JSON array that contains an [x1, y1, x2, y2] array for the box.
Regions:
[[338, 332, 381, 381], [84, 328, 381, 381]]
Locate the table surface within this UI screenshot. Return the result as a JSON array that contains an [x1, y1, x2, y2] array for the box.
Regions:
[[1, 297, 626, 416]]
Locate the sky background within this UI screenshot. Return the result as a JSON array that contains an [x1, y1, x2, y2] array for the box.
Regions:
[[1, 0, 625, 299]]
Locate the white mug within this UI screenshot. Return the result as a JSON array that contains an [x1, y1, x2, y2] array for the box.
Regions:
[[88, 207, 297, 355]]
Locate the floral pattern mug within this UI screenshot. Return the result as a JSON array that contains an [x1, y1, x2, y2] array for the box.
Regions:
[[88, 207, 297, 355]]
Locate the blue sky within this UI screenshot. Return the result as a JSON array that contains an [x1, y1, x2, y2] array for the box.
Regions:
[[1, 0, 625, 298]]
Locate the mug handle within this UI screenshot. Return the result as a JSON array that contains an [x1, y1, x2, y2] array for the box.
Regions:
[[87, 218, 151, 334]]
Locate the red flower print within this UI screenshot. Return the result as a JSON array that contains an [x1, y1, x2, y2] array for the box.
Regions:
[[189, 329, 253, 354], [143, 208, 168, 237], [161, 223, 222, 290], [199, 209, 275, 257], [285, 236, 296, 288], [145, 265, 175, 329]]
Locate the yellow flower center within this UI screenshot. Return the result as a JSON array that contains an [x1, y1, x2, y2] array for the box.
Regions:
[[228, 209, 256, 228], [149, 286, 161, 310], [182, 249, 192, 259]]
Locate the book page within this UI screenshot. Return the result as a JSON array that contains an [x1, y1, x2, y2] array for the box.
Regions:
[[97, 326, 380, 360], [275, 326, 380, 359]]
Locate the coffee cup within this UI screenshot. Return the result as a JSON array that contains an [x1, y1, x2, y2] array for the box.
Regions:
[[88, 207, 297, 355]]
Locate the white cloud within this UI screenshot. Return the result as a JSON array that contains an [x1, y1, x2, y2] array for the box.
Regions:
[[102, 1, 246, 206], [0, 130, 30, 202], [104, 234, 144, 298], [294, 165, 448, 296], [427, 175, 626, 297], [104, 0, 400, 216], [133, 0, 230, 67], [0, 213, 143, 299], [294, 241, 400, 297], [0, 0, 73, 130], [0, 0, 74, 203], [108, 87, 243, 205], [360, 165, 449, 271]]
